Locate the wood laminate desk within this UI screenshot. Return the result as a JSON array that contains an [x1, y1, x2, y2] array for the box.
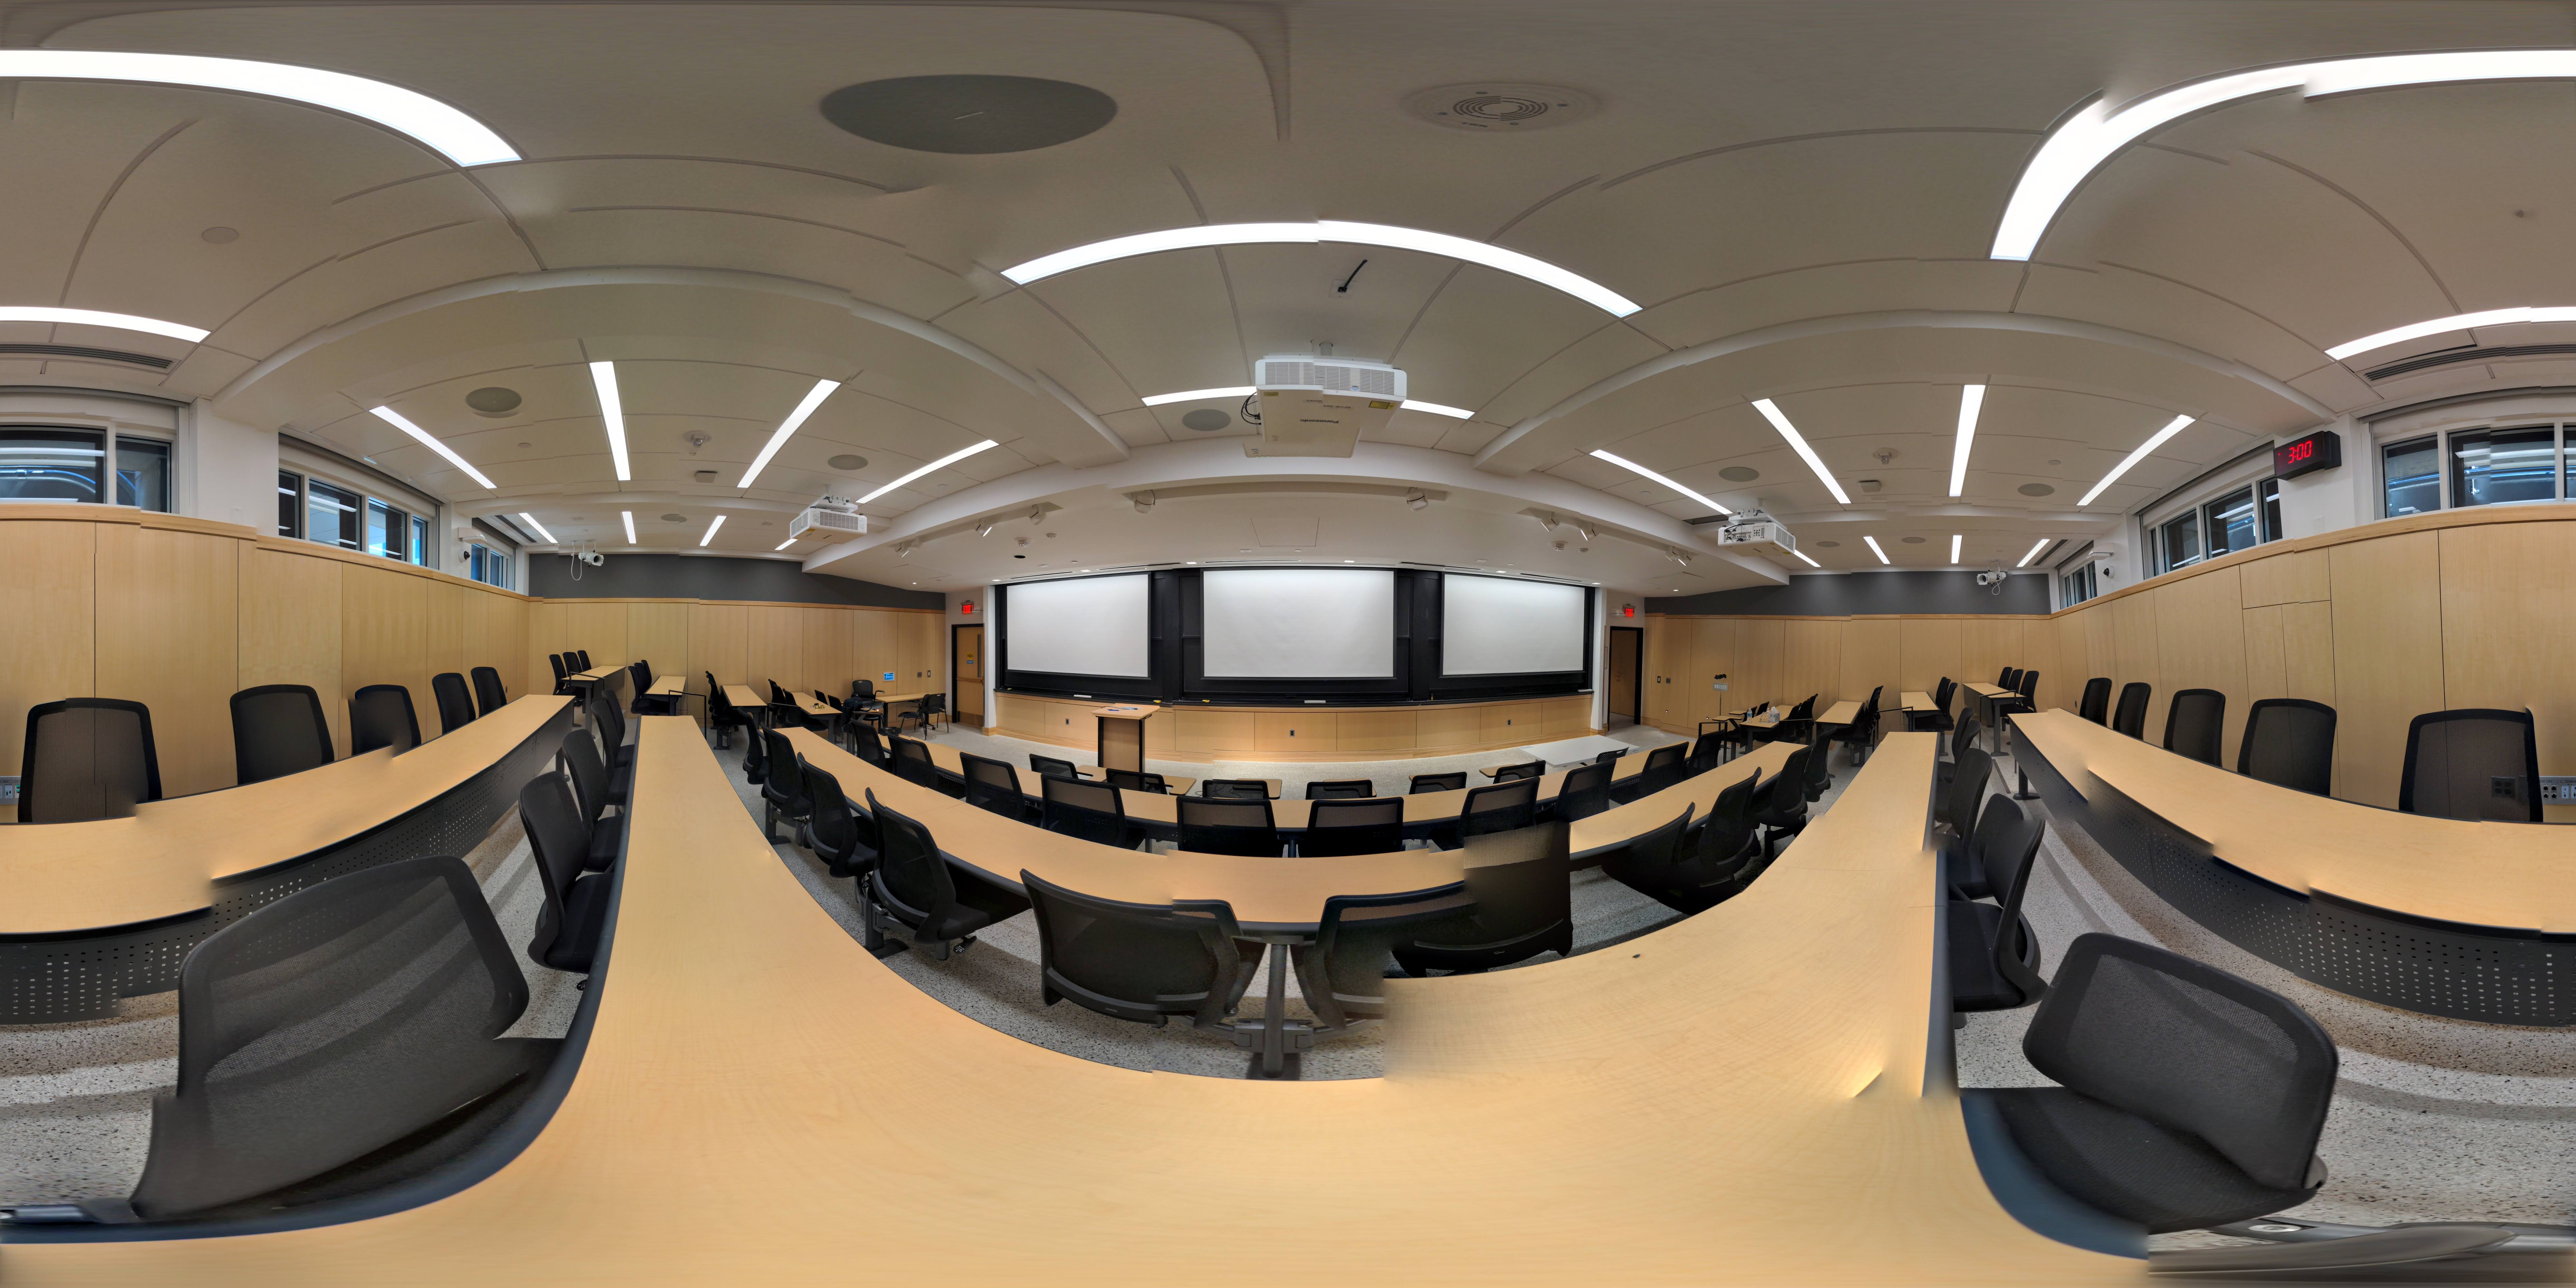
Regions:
[[1900, 691, 1935, 711], [1963, 683, 2015, 751], [0, 696, 574, 1023], [5, 723, 2127, 1284]]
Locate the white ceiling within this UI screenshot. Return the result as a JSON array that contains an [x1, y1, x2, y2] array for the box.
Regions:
[[3, 1, 2567, 581]]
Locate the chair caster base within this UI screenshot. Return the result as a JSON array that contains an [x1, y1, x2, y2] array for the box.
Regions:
[[1245, 1051, 1303, 1080], [867, 940, 909, 960]]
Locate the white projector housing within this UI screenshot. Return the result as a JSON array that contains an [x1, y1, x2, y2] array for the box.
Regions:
[[1716, 510, 1797, 558], [1250, 354, 1406, 458], [789, 500, 868, 544]]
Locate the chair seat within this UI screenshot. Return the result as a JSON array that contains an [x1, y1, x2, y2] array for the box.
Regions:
[[583, 816, 620, 871], [1972, 1086, 2320, 1233], [539, 871, 613, 972], [1946, 901, 2038, 1011]]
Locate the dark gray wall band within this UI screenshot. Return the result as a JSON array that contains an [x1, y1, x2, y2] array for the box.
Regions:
[[527, 553, 943, 610], [1647, 571, 2050, 616]]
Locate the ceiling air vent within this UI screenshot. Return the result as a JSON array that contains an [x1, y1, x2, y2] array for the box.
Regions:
[[0, 343, 173, 370], [2366, 343, 2576, 381]]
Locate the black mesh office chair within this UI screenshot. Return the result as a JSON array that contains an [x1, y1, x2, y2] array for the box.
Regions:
[[2164, 689, 2226, 766], [1041, 774, 1135, 848], [1200, 778, 1270, 800], [557, 730, 623, 872], [1300, 796, 1406, 857], [1946, 798, 2048, 1013], [1799, 727, 1834, 802], [588, 694, 633, 772], [1998, 666, 2017, 689], [1392, 821, 1573, 975], [1830, 687, 1883, 765], [1618, 742, 1689, 803], [740, 713, 767, 788], [1939, 746, 1996, 840], [1024, 870, 1258, 1029], [1750, 745, 1811, 857], [2007, 670, 2039, 717], [1102, 767, 1169, 795], [430, 672, 477, 734], [573, 650, 592, 670], [548, 654, 574, 696], [1608, 772, 1764, 914], [17, 698, 161, 824], [348, 684, 421, 756], [230, 684, 335, 785], [471, 666, 508, 717], [1685, 729, 1730, 774], [1176, 796, 1282, 857], [1914, 678, 1958, 734], [703, 672, 744, 750], [1305, 778, 1374, 800], [1597, 802, 1694, 900], [847, 721, 890, 769], [846, 679, 886, 731], [1291, 883, 1476, 1034], [1408, 772, 1467, 793], [1436, 775, 1541, 850], [799, 758, 878, 881], [1966, 933, 2336, 1233], [961, 753, 1033, 821], [760, 729, 813, 844], [2237, 699, 2336, 796], [1759, 694, 1819, 747], [2400, 708, 2542, 822], [890, 735, 947, 795], [520, 772, 612, 975], [1029, 753, 1078, 781], [1553, 760, 1615, 823], [864, 793, 1032, 961], [2077, 677, 2113, 725], [2111, 682, 2152, 739], [1490, 761, 1544, 784], [115, 856, 556, 1223]]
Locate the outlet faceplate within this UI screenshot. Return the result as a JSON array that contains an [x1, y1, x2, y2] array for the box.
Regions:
[[2540, 777, 2576, 802]]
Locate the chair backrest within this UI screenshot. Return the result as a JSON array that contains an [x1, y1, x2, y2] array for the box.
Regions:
[[2237, 698, 2336, 796], [1788, 694, 1816, 721], [1408, 772, 1467, 794], [1686, 730, 1728, 773], [1971, 795, 2050, 1006], [866, 792, 958, 928], [519, 771, 597, 970], [230, 684, 335, 785], [1453, 819, 1572, 953], [2399, 707, 2543, 822], [348, 684, 422, 756], [471, 666, 508, 716], [1935, 677, 1956, 711], [923, 693, 946, 717], [1022, 869, 1247, 1028], [1996, 666, 2013, 687], [959, 753, 1025, 817], [1491, 762, 1544, 784], [740, 711, 767, 785], [559, 729, 614, 828], [1697, 770, 1763, 864], [1593, 748, 1624, 766], [1800, 727, 1833, 792], [1295, 882, 1475, 1030], [1635, 742, 1688, 797], [1302, 796, 1406, 857], [123, 855, 537, 1220], [1305, 778, 1375, 800], [1946, 745, 1995, 837], [588, 694, 626, 762], [762, 728, 811, 810], [2014, 671, 2038, 702], [1758, 746, 1812, 819], [851, 678, 876, 701], [1951, 712, 1982, 762], [1460, 775, 1542, 839], [768, 679, 790, 705], [848, 721, 889, 767], [1177, 795, 1281, 857], [429, 672, 477, 734], [18, 697, 161, 823], [634, 658, 654, 687], [549, 654, 568, 683], [1103, 767, 1169, 794], [2021, 933, 2337, 1194], [2163, 688, 2226, 765], [2111, 682, 2152, 739], [703, 672, 733, 721], [1554, 760, 1615, 823], [2077, 677, 2113, 724], [1600, 804, 1696, 894], [1040, 774, 1130, 847], [1029, 754, 1078, 781], [800, 756, 874, 870], [890, 735, 941, 791], [1201, 778, 1270, 800]]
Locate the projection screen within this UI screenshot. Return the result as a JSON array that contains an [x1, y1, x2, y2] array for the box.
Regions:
[[1441, 575, 1586, 675], [1202, 568, 1395, 678], [1006, 574, 1151, 677]]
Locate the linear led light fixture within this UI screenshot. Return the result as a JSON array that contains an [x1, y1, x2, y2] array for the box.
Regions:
[[774, 538, 796, 552], [515, 512, 556, 544], [698, 515, 725, 547], [1143, 384, 1477, 420], [2018, 538, 2053, 568], [367, 406, 495, 489], [1004, 221, 1641, 316], [737, 378, 842, 488], [1792, 549, 1820, 568], [1950, 534, 1963, 564], [620, 511, 637, 544], [1588, 449, 1733, 516], [1749, 399, 1851, 505], [858, 439, 998, 504], [2079, 413, 2195, 506], [0, 306, 208, 343], [1993, 50, 2576, 260], [1950, 384, 1985, 497], [0, 50, 519, 167], [588, 361, 630, 482], [2326, 306, 2576, 361], [1862, 535, 1890, 564]]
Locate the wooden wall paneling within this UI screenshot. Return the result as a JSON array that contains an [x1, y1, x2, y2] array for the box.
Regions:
[[465, 590, 528, 700], [1199, 708, 1263, 759], [2438, 522, 2575, 819], [527, 601, 567, 693], [2276, 601, 2336, 707], [2023, 619, 2064, 711], [1644, 618, 1681, 728], [2153, 566, 2252, 759], [744, 606, 805, 695], [1828, 619, 1886, 709], [897, 612, 940, 688], [423, 580, 466, 698], [1477, 702, 1538, 746], [564, 601, 630, 670], [801, 608, 853, 698], [1958, 618, 2021, 691], [1738, 619, 1787, 710], [1545, 694, 1591, 738], [1686, 619, 1738, 729], [850, 608, 895, 693], [2080, 603, 2118, 695], [2109, 592, 2164, 743], [343, 563, 433, 746], [688, 603, 747, 689], [1897, 618, 1961, 697], [94, 524, 241, 795], [2329, 530, 2447, 807], [2240, 547, 2330, 607], [1257, 711, 1335, 756], [1339, 708, 1418, 754], [0, 520, 97, 777], [628, 602, 693, 683], [239, 546, 342, 771], [1416, 703, 1482, 752]]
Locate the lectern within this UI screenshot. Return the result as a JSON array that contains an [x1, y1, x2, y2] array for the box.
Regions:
[[1092, 704, 1158, 774]]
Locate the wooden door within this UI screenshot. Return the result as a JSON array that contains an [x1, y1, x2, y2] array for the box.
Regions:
[[954, 625, 983, 724], [1608, 627, 1641, 720]]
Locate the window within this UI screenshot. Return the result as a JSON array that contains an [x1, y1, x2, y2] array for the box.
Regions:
[[2159, 511, 2202, 573], [2383, 436, 2441, 516], [2260, 478, 2282, 542], [2203, 486, 2258, 558], [307, 478, 361, 550], [114, 437, 169, 511], [0, 427, 104, 502], [411, 515, 430, 565], [278, 469, 303, 538], [365, 498, 410, 560], [2448, 427, 2557, 508], [466, 541, 514, 590], [2060, 561, 2096, 607]]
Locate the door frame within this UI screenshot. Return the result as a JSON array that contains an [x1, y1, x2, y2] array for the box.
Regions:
[[1609, 625, 1644, 724], [949, 622, 983, 730]]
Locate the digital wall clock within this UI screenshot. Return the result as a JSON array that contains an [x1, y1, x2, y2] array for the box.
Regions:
[[2274, 429, 2341, 480]]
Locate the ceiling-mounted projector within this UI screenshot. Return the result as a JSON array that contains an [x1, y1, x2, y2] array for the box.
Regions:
[[1248, 354, 1406, 458], [1716, 509, 1797, 557], [789, 493, 868, 544]]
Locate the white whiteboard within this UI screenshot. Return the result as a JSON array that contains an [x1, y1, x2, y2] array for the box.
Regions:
[[1202, 568, 1394, 678], [1006, 574, 1150, 677], [1442, 576, 1586, 675]]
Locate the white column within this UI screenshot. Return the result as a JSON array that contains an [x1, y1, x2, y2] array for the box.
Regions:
[[176, 402, 277, 530]]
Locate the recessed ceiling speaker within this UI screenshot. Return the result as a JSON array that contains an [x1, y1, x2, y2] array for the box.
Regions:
[[661, 513, 687, 523], [1719, 466, 1759, 481], [820, 75, 1116, 153], [200, 226, 238, 244], [828, 453, 868, 471], [1180, 408, 1231, 432], [1900, 536, 1926, 544], [1406, 83, 1598, 132], [1815, 540, 1841, 548], [464, 386, 522, 418], [2019, 482, 2057, 496]]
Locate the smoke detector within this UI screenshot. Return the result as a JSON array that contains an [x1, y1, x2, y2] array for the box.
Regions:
[[1406, 83, 1599, 132]]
